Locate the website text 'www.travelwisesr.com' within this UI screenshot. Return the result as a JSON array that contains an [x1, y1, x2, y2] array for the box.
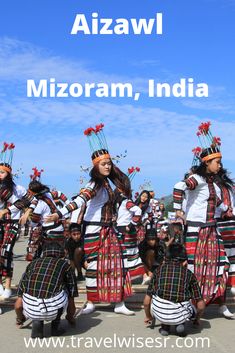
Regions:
[[24, 333, 210, 350]]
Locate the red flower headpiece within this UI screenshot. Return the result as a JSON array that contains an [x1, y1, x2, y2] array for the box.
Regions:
[[84, 127, 95, 136], [8, 143, 15, 150], [197, 121, 211, 135], [30, 167, 44, 181], [196, 121, 222, 162], [95, 123, 104, 133], [212, 136, 221, 146], [83, 123, 109, 158], [0, 141, 15, 168], [191, 146, 202, 167], [84, 123, 105, 136], [192, 147, 202, 156], [2, 142, 9, 153], [134, 191, 139, 200], [127, 166, 140, 181]]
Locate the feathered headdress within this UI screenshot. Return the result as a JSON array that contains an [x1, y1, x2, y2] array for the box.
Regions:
[[139, 180, 153, 192], [84, 123, 110, 165], [134, 191, 139, 200], [127, 166, 140, 181], [0, 142, 15, 173], [30, 167, 44, 181], [112, 150, 127, 164], [191, 146, 202, 167], [196, 121, 222, 162]]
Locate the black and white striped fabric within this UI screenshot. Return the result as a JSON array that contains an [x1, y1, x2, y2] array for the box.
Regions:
[[22, 290, 68, 321], [151, 295, 195, 325]]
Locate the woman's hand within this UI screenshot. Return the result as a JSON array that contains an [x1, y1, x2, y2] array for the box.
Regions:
[[45, 213, 59, 223], [0, 209, 9, 219], [19, 208, 32, 225], [222, 206, 234, 219], [19, 214, 28, 225]]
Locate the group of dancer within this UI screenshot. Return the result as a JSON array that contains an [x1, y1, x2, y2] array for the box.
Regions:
[[0, 121, 234, 338]]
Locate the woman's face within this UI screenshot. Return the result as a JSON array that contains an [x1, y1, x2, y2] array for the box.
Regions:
[[27, 188, 35, 196], [98, 158, 112, 177], [206, 157, 221, 174], [147, 238, 156, 247], [0, 168, 8, 181], [140, 192, 148, 203]]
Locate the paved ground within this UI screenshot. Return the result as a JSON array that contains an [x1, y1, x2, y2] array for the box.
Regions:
[[0, 236, 235, 353]]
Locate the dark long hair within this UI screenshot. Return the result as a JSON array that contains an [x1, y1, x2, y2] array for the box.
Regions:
[[0, 163, 15, 193], [184, 166, 198, 180], [214, 167, 234, 191], [89, 160, 132, 198], [113, 187, 132, 212], [192, 163, 208, 179], [28, 180, 50, 196], [135, 190, 151, 214]]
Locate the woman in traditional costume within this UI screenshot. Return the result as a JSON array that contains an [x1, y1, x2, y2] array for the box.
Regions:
[[215, 167, 235, 297], [115, 167, 145, 280], [25, 168, 65, 260], [47, 124, 134, 315], [0, 143, 35, 298], [173, 122, 233, 318], [135, 190, 151, 244]]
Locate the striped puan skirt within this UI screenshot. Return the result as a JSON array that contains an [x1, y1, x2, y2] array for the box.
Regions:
[[0, 221, 19, 278], [151, 295, 194, 325], [217, 218, 235, 287], [84, 225, 132, 303], [185, 225, 229, 305], [22, 290, 68, 321], [26, 226, 42, 261], [136, 225, 146, 244], [118, 226, 145, 279]]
